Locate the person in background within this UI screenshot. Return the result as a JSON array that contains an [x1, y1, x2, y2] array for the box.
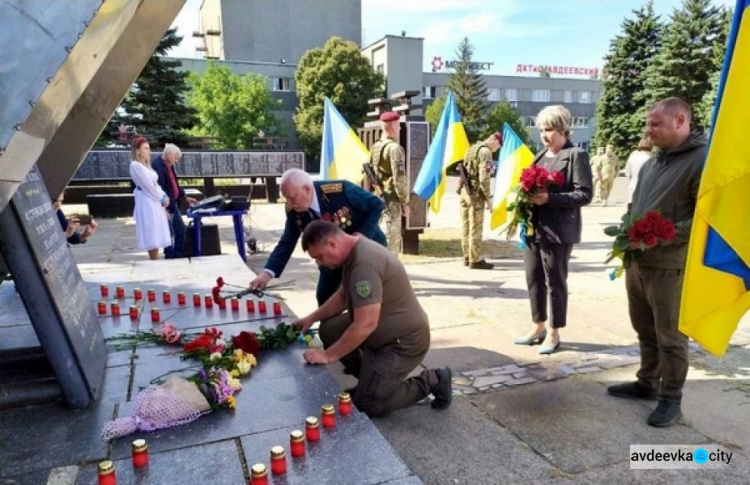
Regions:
[[152, 144, 196, 259], [129, 136, 171, 260], [53, 192, 98, 244], [624, 136, 654, 210], [514, 105, 593, 354]]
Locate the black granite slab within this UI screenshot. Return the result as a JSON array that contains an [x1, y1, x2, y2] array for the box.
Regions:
[[76, 439, 246, 485], [0, 468, 50, 485], [239, 411, 414, 485]]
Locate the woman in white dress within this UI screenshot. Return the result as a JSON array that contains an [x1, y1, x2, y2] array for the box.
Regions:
[[129, 136, 171, 260]]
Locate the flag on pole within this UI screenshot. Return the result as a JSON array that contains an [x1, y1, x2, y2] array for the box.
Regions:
[[319, 97, 369, 182], [413, 92, 470, 213], [679, 0, 750, 357], [489, 123, 535, 230]]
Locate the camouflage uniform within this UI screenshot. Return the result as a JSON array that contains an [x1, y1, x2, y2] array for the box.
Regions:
[[369, 135, 408, 253], [460, 142, 492, 264], [591, 151, 618, 205]]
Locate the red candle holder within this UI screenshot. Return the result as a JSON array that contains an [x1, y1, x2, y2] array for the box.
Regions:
[[305, 416, 320, 442], [97, 301, 107, 315], [246, 299, 255, 313], [217, 298, 227, 310], [133, 288, 142, 300], [162, 291, 171, 304], [321, 403, 336, 428], [230, 298, 239, 311], [116, 286, 125, 299], [290, 430, 306, 457], [273, 301, 282, 315], [111, 302, 121, 317], [97, 460, 116, 485], [250, 463, 268, 485], [338, 392, 352, 415], [193, 293, 201, 307], [177, 292, 186, 305], [204, 295, 213, 309], [147, 289, 156, 302], [100, 284, 109, 297], [258, 300, 267, 313], [270, 446, 287, 475], [131, 439, 149, 468], [129, 305, 138, 320], [150, 308, 160, 323]]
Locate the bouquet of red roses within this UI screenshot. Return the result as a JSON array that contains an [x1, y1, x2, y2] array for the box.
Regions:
[[504, 165, 565, 245], [604, 210, 676, 279]]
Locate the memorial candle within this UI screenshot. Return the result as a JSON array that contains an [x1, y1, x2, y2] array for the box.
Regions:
[[246, 298, 255, 312], [97, 460, 116, 485], [270, 446, 286, 475], [116, 286, 125, 299], [97, 301, 107, 315], [162, 291, 171, 304], [231, 298, 239, 311], [193, 293, 201, 307], [321, 403, 336, 428], [133, 288, 142, 300], [290, 430, 305, 457], [177, 292, 186, 305], [273, 301, 282, 315], [100, 284, 109, 297], [250, 463, 268, 485], [150, 308, 160, 323], [147, 289, 156, 302], [110, 302, 120, 316], [204, 294, 213, 309], [338, 392, 352, 415], [131, 439, 149, 467], [305, 416, 320, 442], [129, 306, 138, 320], [258, 300, 267, 313]]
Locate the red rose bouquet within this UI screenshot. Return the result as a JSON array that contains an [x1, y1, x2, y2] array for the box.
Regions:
[[604, 210, 676, 279], [212, 276, 294, 303], [504, 165, 565, 245]]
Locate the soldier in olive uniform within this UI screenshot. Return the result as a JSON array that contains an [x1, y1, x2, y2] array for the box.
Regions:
[[296, 221, 452, 417], [367, 111, 410, 253], [591, 145, 619, 205], [460, 132, 503, 269], [249, 169, 386, 305]]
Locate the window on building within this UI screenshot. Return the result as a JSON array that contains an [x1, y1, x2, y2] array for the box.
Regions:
[[532, 89, 550, 102], [272, 77, 291, 92], [564, 90, 573, 103], [579, 91, 592, 103], [487, 88, 501, 101], [505, 88, 518, 102], [423, 86, 436, 99], [571, 117, 590, 128], [525, 116, 537, 127], [376, 64, 384, 75]]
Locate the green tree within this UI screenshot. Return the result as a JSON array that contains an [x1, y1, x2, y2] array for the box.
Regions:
[[483, 100, 531, 147], [445, 37, 489, 140], [187, 63, 282, 149], [294, 37, 385, 169], [595, 1, 663, 159], [639, 0, 728, 126], [697, 8, 732, 128], [424, 93, 447, 136], [96, 28, 197, 147]]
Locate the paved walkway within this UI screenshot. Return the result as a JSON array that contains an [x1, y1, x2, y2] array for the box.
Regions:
[[58, 176, 750, 483]]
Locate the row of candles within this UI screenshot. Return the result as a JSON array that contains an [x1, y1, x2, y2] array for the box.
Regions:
[[96, 393, 353, 484]]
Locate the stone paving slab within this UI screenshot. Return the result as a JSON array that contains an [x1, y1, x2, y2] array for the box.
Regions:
[[471, 377, 712, 475]]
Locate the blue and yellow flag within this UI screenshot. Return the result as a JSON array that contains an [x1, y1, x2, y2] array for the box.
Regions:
[[679, 0, 750, 357], [320, 98, 369, 182], [413, 92, 470, 213], [490, 123, 534, 229]]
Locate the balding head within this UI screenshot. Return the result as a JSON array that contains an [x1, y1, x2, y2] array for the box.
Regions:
[[280, 169, 314, 212], [646, 97, 692, 149]]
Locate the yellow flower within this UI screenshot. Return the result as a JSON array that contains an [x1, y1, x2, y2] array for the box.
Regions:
[[226, 395, 236, 409], [233, 348, 244, 362], [230, 369, 240, 378], [245, 354, 257, 368], [228, 376, 242, 392], [236, 360, 251, 375]]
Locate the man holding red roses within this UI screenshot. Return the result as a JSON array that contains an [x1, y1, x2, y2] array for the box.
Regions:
[[607, 98, 707, 428]]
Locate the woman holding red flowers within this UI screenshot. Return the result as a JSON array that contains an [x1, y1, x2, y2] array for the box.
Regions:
[[514, 105, 593, 354]]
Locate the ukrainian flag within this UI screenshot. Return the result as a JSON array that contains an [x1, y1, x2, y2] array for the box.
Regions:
[[319, 97, 369, 182], [490, 123, 534, 229], [679, 0, 750, 357], [413, 92, 470, 213]]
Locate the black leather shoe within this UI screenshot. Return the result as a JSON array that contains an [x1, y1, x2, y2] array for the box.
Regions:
[[607, 381, 658, 400], [647, 400, 682, 427], [431, 367, 452, 410], [463, 258, 469, 267], [469, 259, 494, 270]]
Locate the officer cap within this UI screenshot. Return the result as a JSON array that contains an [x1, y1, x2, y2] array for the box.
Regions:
[[379, 111, 400, 122]]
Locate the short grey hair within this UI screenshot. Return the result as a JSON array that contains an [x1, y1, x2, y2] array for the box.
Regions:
[[163, 143, 182, 157], [536, 105, 572, 140], [280, 168, 313, 191]]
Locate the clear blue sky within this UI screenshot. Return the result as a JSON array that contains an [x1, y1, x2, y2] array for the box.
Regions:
[[170, 0, 734, 76]]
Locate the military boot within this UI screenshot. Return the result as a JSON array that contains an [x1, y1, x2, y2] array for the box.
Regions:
[[469, 259, 494, 270]]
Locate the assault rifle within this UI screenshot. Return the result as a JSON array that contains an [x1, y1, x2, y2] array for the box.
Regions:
[[362, 163, 383, 196], [455, 162, 473, 196]]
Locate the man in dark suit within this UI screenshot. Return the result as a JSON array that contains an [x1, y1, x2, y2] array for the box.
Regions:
[[250, 168, 386, 305], [152, 144, 196, 258]]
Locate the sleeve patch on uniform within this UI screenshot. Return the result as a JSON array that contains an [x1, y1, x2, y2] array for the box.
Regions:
[[355, 280, 372, 299], [320, 183, 343, 194]]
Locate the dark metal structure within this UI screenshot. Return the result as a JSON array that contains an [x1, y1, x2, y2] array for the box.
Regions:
[[0, 0, 185, 408]]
